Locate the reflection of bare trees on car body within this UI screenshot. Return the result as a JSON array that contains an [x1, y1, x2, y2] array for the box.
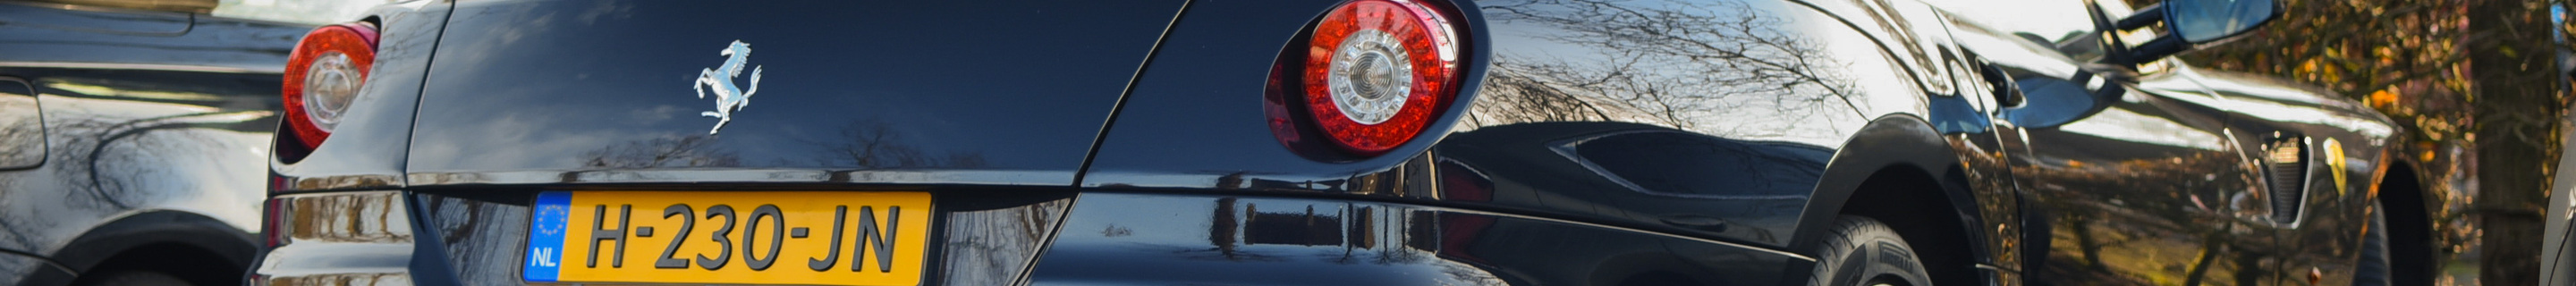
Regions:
[[1476, 0, 1858, 138]]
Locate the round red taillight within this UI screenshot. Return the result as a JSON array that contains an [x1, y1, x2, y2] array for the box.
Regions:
[[1302, 0, 1460, 156], [282, 22, 377, 149]]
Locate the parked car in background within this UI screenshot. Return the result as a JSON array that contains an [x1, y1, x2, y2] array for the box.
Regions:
[[2546, 55, 2575, 283], [0, 0, 379, 284], [2546, 115, 2574, 286], [2544, 38, 2576, 286], [252, 0, 2435, 285]]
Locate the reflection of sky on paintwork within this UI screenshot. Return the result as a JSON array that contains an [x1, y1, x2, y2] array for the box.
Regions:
[[1057, 195, 1392, 250], [405, 110, 647, 169], [1919, 0, 2132, 44], [210, 0, 397, 25], [116, 130, 270, 233], [47, 81, 226, 102], [402, 45, 1011, 170], [0, 2, 307, 73], [1479, 0, 1879, 148], [2135, 72, 2219, 102], [1758, 0, 1934, 130], [2163, 67, 2396, 138], [1942, 15, 2083, 79], [53, 95, 273, 232], [1823, 21, 1934, 127], [1054, 195, 1227, 247], [1038, 194, 1505, 285], [2059, 107, 2228, 150], [1483, 14, 1587, 63], [4, 92, 273, 249], [408, 0, 1150, 174], [2169, 66, 2324, 105]]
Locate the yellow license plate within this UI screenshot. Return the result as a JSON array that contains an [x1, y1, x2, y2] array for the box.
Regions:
[[522, 191, 932, 285]]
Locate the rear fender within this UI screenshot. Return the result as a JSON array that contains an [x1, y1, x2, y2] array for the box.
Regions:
[[267, 0, 450, 193], [1787, 115, 1988, 261], [51, 211, 258, 280]]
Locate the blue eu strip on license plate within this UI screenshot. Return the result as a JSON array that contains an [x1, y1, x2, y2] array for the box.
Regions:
[[523, 191, 572, 282]]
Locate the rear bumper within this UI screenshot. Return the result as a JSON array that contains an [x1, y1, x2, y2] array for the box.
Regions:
[[248, 191, 417, 285], [1027, 192, 1807, 285], [254, 189, 1809, 285]]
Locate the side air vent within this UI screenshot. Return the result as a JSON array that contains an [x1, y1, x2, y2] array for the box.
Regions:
[[2263, 134, 2309, 223]]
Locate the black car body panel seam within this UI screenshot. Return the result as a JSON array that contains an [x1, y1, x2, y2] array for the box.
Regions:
[[1007, 194, 1080, 286], [1072, 0, 1198, 186], [403, 191, 463, 285], [393, 2, 458, 188]]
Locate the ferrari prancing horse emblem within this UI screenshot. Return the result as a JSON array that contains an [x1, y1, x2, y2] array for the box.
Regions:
[[693, 40, 764, 134]]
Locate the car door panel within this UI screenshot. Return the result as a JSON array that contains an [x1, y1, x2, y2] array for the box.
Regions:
[[2188, 69, 2402, 285], [1939, 5, 2286, 283]]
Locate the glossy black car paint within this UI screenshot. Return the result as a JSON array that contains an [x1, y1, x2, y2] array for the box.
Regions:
[[0, 1, 303, 285], [256, 0, 2428, 285], [1937, 2, 2410, 281], [1030, 193, 1805, 285], [1086, 0, 2014, 283], [397, 0, 1190, 186]]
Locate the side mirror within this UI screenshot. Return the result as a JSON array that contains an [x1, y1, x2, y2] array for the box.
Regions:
[[2166, 0, 2282, 44], [2097, 0, 2283, 64], [1996, 65, 2131, 129]]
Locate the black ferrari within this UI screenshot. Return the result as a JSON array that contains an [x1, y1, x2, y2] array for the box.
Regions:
[[250, 0, 2438, 285]]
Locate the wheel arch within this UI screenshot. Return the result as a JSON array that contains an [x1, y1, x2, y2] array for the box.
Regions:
[[1792, 114, 1991, 286], [50, 210, 258, 286], [2371, 157, 2435, 286]]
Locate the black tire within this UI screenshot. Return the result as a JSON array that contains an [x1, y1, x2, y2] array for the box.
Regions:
[[1806, 216, 1933, 286], [74, 270, 191, 286], [2353, 204, 2392, 286]]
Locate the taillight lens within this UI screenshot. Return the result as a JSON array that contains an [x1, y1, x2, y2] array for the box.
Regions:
[[1301, 0, 1460, 156], [282, 22, 378, 150]]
